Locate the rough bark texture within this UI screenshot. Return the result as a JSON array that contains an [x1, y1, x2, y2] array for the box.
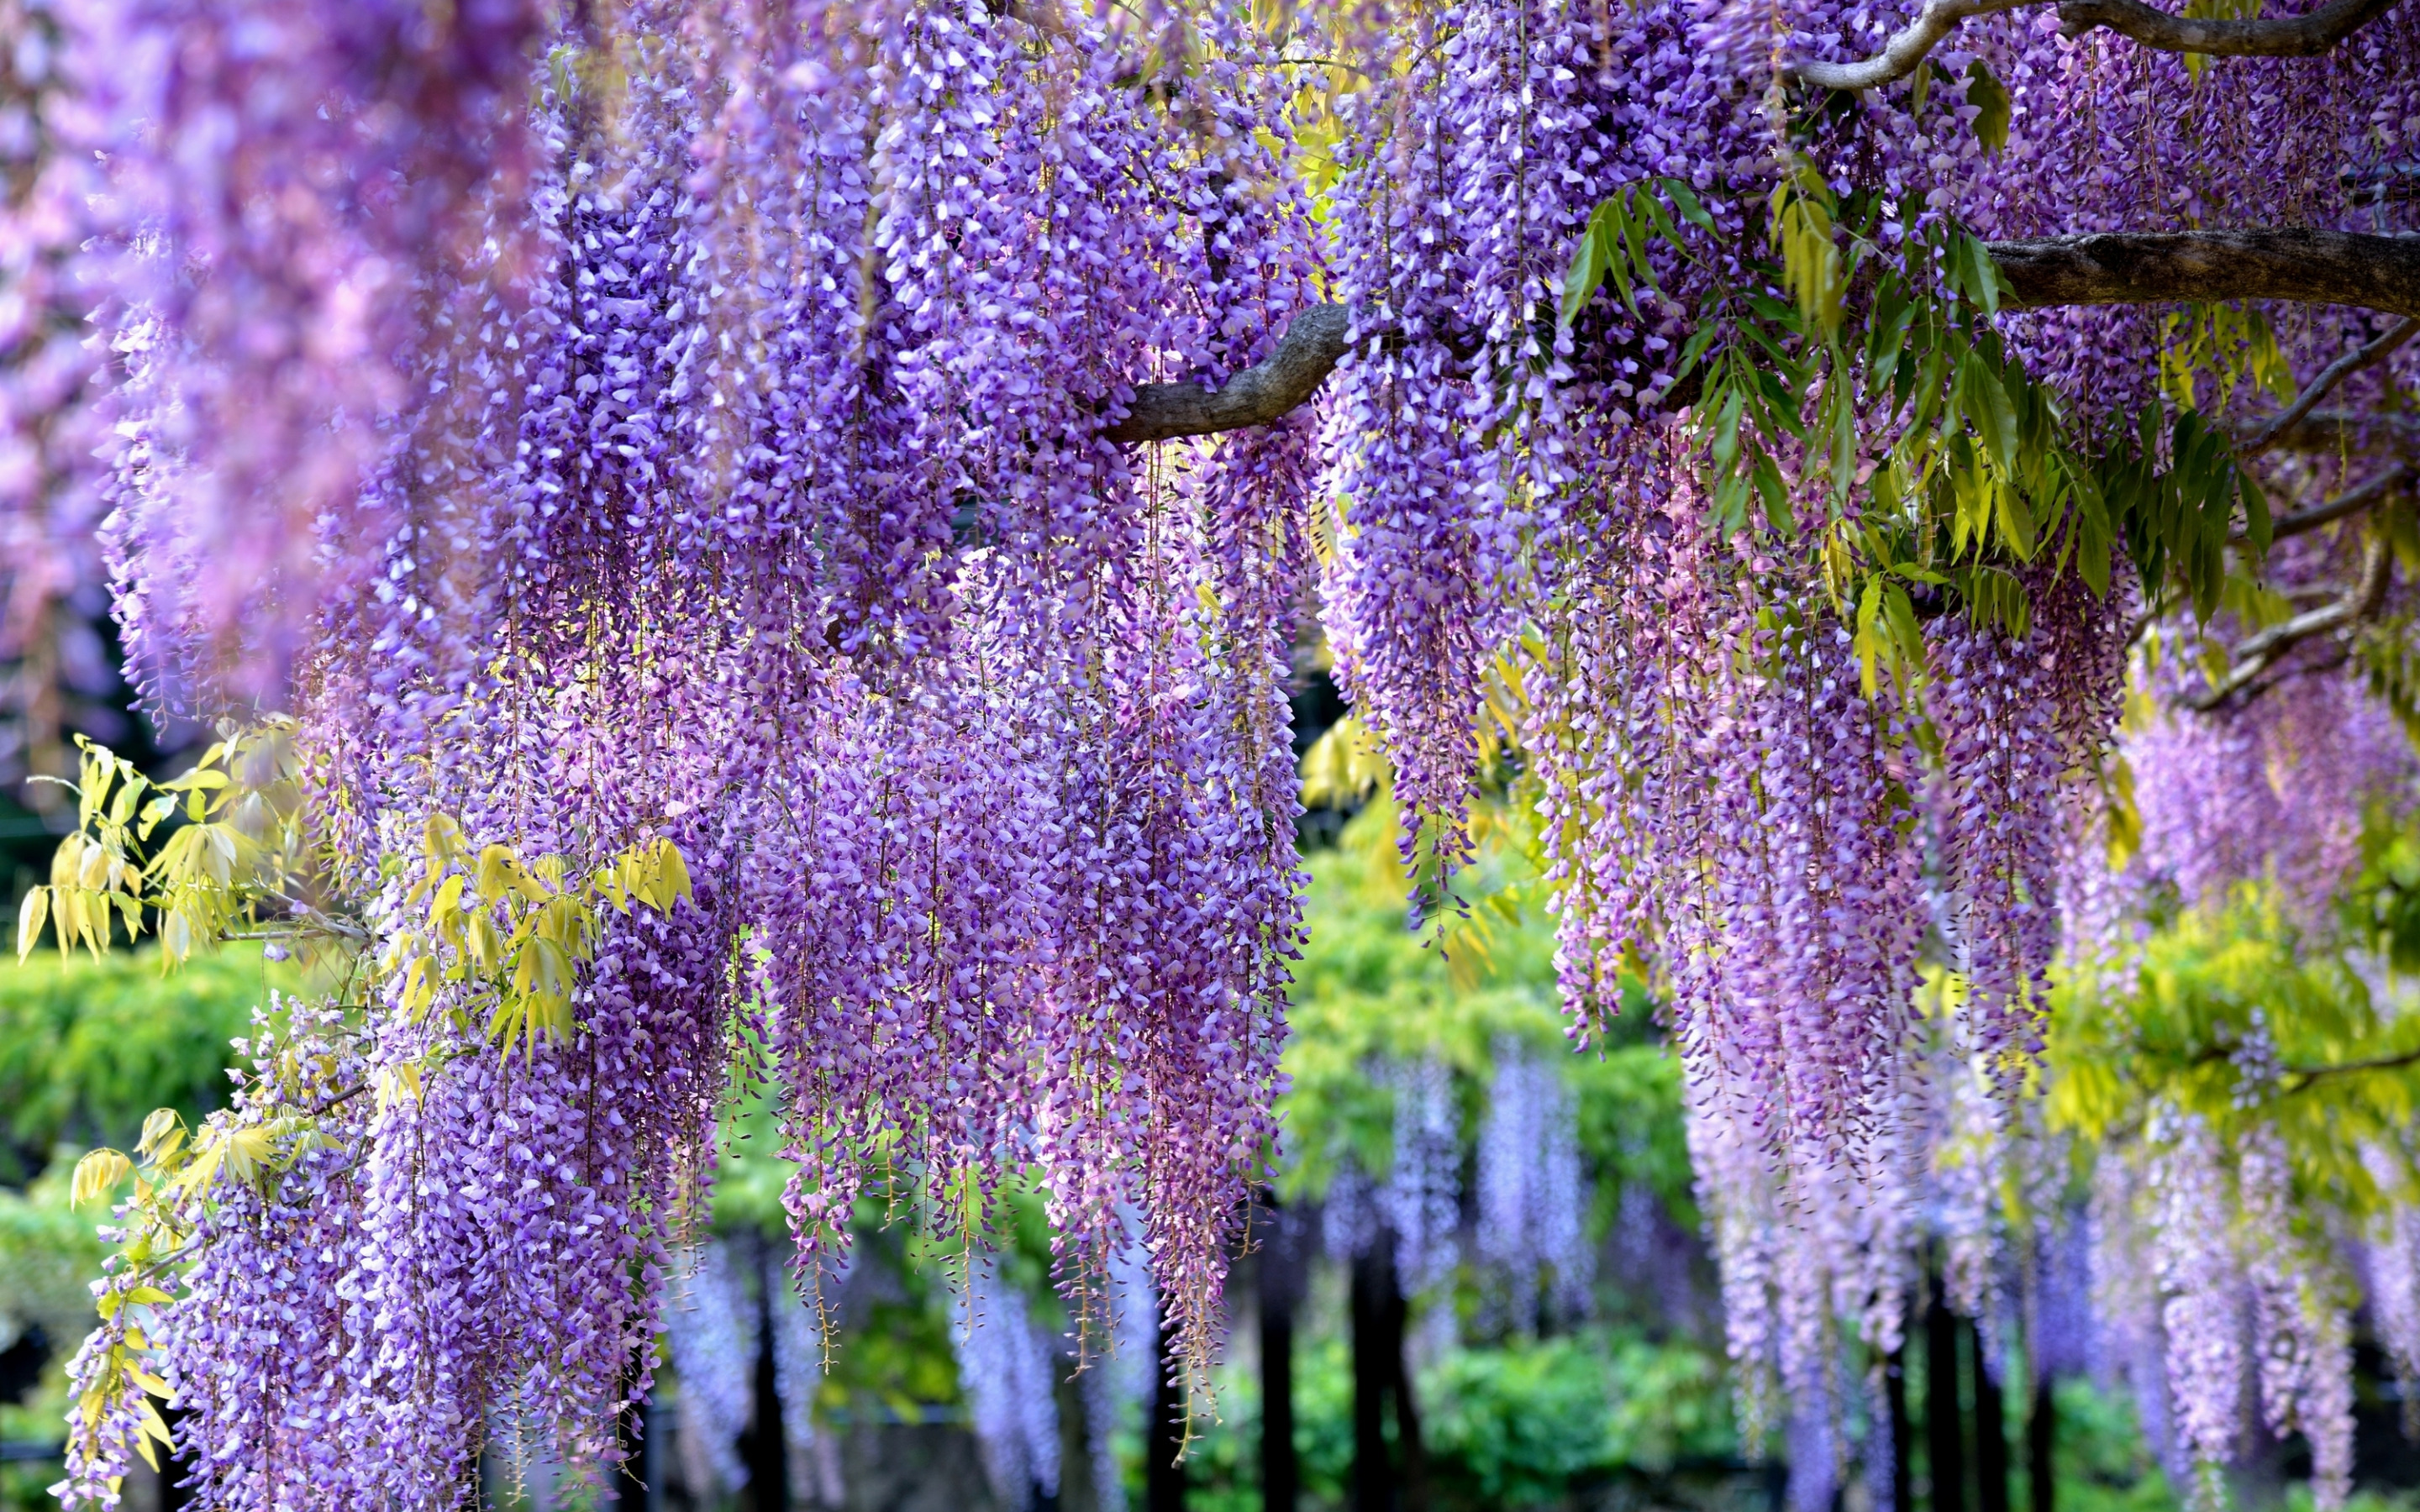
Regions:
[[1991, 229, 2420, 322], [1787, 0, 2402, 89], [2054, 0, 2402, 55], [1105, 302, 1350, 444], [1105, 234, 2420, 441]]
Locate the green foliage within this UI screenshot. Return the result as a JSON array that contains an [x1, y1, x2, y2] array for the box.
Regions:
[[1278, 790, 1686, 1221], [2358, 816, 2420, 974], [1196, 1325, 1733, 1512], [16, 727, 694, 1067], [807, 1221, 970, 1423], [2047, 890, 2420, 1219], [1422, 1329, 1733, 1501], [2037, 1378, 2182, 1512], [0, 1163, 108, 1357], [0, 1169, 109, 1508], [1557, 174, 2274, 692], [1964, 62, 2012, 156], [0, 947, 283, 1184]]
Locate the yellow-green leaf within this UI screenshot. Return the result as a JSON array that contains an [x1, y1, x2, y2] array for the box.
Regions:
[[1964, 60, 2011, 155], [17, 885, 49, 962], [71, 1148, 132, 1208], [139, 1109, 183, 1158]]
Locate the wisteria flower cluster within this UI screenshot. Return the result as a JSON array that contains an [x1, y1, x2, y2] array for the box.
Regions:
[[10, 0, 2420, 1498]]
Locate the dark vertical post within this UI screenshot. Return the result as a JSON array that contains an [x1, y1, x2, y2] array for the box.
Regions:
[[1924, 1286, 1966, 1512], [158, 1398, 188, 1512], [1385, 1272, 1427, 1512], [2026, 1378, 2055, 1512], [749, 1294, 791, 1512], [1349, 1242, 1394, 1512], [1149, 1315, 1188, 1512], [1970, 1321, 2009, 1512], [1260, 1199, 1298, 1512], [1885, 1347, 1912, 1512]]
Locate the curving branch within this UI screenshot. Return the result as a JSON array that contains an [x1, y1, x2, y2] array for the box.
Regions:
[[1786, 0, 2403, 89], [1992, 229, 2420, 322], [2238, 315, 2420, 456], [2255, 407, 2420, 454], [2189, 531, 2395, 709], [2054, 0, 2404, 55], [2228, 461, 2412, 544], [1106, 234, 2420, 443], [1786, 0, 2035, 91], [2284, 1044, 2420, 1089], [1104, 303, 1351, 444]]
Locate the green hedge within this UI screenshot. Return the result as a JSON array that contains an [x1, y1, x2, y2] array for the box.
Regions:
[[0, 946, 288, 1184]]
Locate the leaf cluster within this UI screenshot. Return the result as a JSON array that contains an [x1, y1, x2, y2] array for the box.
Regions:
[[386, 814, 693, 1059], [1560, 171, 2273, 696], [17, 724, 327, 969], [2046, 890, 2420, 1223]]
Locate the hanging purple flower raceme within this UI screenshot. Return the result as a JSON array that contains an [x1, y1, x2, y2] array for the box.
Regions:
[[2089, 1150, 2186, 1484], [2147, 1111, 2244, 1499], [1933, 1056, 2007, 1328], [2127, 659, 2414, 927], [2363, 1145, 2420, 1432], [1476, 1039, 1594, 1327], [0, 0, 121, 796], [27, 0, 2420, 1494], [769, 1247, 836, 1502], [665, 1242, 758, 1497], [2239, 1129, 2354, 1512], [72, 0, 547, 710], [1382, 1055, 1462, 1299], [1928, 612, 2070, 1089], [1315, 0, 1636, 870], [66, 1001, 372, 1512], [950, 1255, 1065, 1510]]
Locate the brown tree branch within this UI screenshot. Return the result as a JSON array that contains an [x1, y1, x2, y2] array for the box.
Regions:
[[2228, 461, 2412, 544], [1786, 0, 2402, 89], [2284, 1043, 2420, 1090], [2054, 0, 2403, 55], [1787, 0, 2036, 90], [1992, 229, 2420, 323], [2254, 407, 2420, 454], [1106, 234, 2420, 442], [2238, 316, 2420, 456], [1105, 303, 1351, 444], [2189, 531, 2394, 709]]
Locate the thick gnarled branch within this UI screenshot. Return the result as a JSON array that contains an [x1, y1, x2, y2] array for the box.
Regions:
[[2055, 0, 2402, 55], [1992, 229, 2420, 322], [1787, 0, 2402, 89], [1107, 233, 2420, 442], [1105, 303, 1351, 444]]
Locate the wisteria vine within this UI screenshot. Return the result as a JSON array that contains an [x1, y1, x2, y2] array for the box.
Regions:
[[5, 0, 2420, 1504]]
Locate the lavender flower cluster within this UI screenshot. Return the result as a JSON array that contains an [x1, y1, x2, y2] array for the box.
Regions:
[[950, 1255, 1065, 1509], [11, 0, 2420, 1499], [1476, 1040, 1594, 1328]]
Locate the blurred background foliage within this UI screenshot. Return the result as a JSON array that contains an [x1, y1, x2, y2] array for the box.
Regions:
[[0, 720, 2256, 1512], [0, 946, 293, 1509]]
